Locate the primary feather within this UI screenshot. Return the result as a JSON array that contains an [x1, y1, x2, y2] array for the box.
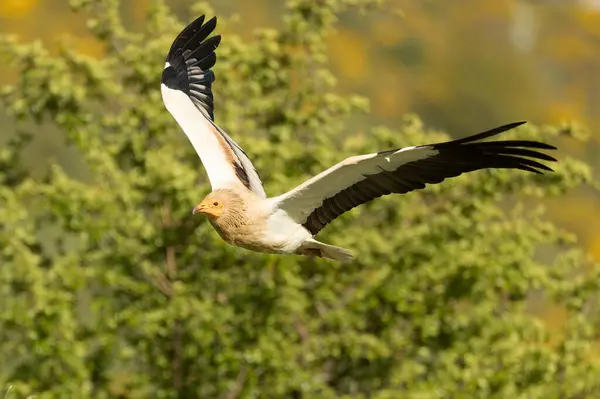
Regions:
[[161, 16, 266, 197]]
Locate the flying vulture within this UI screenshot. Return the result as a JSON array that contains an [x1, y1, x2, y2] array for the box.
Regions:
[[160, 15, 557, 262]]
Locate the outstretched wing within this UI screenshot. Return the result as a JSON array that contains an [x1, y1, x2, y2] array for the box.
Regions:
[[161, 15, 266, 197], [274, 122, 557, 235]]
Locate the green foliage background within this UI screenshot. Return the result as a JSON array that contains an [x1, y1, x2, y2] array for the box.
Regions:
[[1, 0, 600, 397]]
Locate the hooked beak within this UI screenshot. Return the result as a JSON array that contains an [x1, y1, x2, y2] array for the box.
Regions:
[[192, 203, 207, 215]]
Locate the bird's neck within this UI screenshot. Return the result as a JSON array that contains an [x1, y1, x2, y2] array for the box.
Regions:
[[216, 206, 248, 229], [209, 205, 251, 245]]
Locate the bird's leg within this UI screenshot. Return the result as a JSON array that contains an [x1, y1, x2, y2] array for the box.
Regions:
[[298, 247, 324, 258]]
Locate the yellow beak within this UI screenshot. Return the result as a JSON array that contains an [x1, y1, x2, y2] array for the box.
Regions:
[[192, 204, 207, 215]]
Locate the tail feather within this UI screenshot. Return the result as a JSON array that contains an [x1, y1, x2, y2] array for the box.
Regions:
[[298, 239, 355, 262]]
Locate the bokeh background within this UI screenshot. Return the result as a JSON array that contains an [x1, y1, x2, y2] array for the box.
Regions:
[[1, 0, 600, 397], [2, 0, 599, 256]]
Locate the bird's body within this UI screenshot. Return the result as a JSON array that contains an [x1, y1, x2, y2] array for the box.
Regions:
[[161, 15, 558, 262], [203, 189, 293, 254], [196, 189, 352, 260]]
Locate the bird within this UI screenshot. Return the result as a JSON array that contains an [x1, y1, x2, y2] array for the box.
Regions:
[[160, 15, 557, 262]]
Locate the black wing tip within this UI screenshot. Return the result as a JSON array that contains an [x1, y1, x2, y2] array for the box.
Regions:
[[206, 15, 218, 28], [434, 121, 559, 156], [435, 120, 528, 147], [525, 142, 558, 151], [493, 120, 527, 132], [197, 16, 218, 40], [523, 164, 555, 174], [166, 15, 219, 62], [426, 120, 559, 175], [182, 15, 218, 34], [204, 34, 222, 52], [162, 14, 221, 120]]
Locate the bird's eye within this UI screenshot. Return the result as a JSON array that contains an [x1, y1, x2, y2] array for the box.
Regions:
[[213, 201, 219, 206]]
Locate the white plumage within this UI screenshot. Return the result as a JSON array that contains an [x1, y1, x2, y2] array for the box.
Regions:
[[161, 15, 557, 262]]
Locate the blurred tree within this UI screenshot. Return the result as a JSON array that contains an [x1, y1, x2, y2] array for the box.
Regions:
[[3, 0, 600, 258], [1, 0, 599, 398]]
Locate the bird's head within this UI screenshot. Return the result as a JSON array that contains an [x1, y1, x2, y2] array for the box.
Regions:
[[193, 193, 227, 219]]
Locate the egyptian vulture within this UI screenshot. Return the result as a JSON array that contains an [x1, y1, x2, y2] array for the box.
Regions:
[[160, 15, 557, 262]]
